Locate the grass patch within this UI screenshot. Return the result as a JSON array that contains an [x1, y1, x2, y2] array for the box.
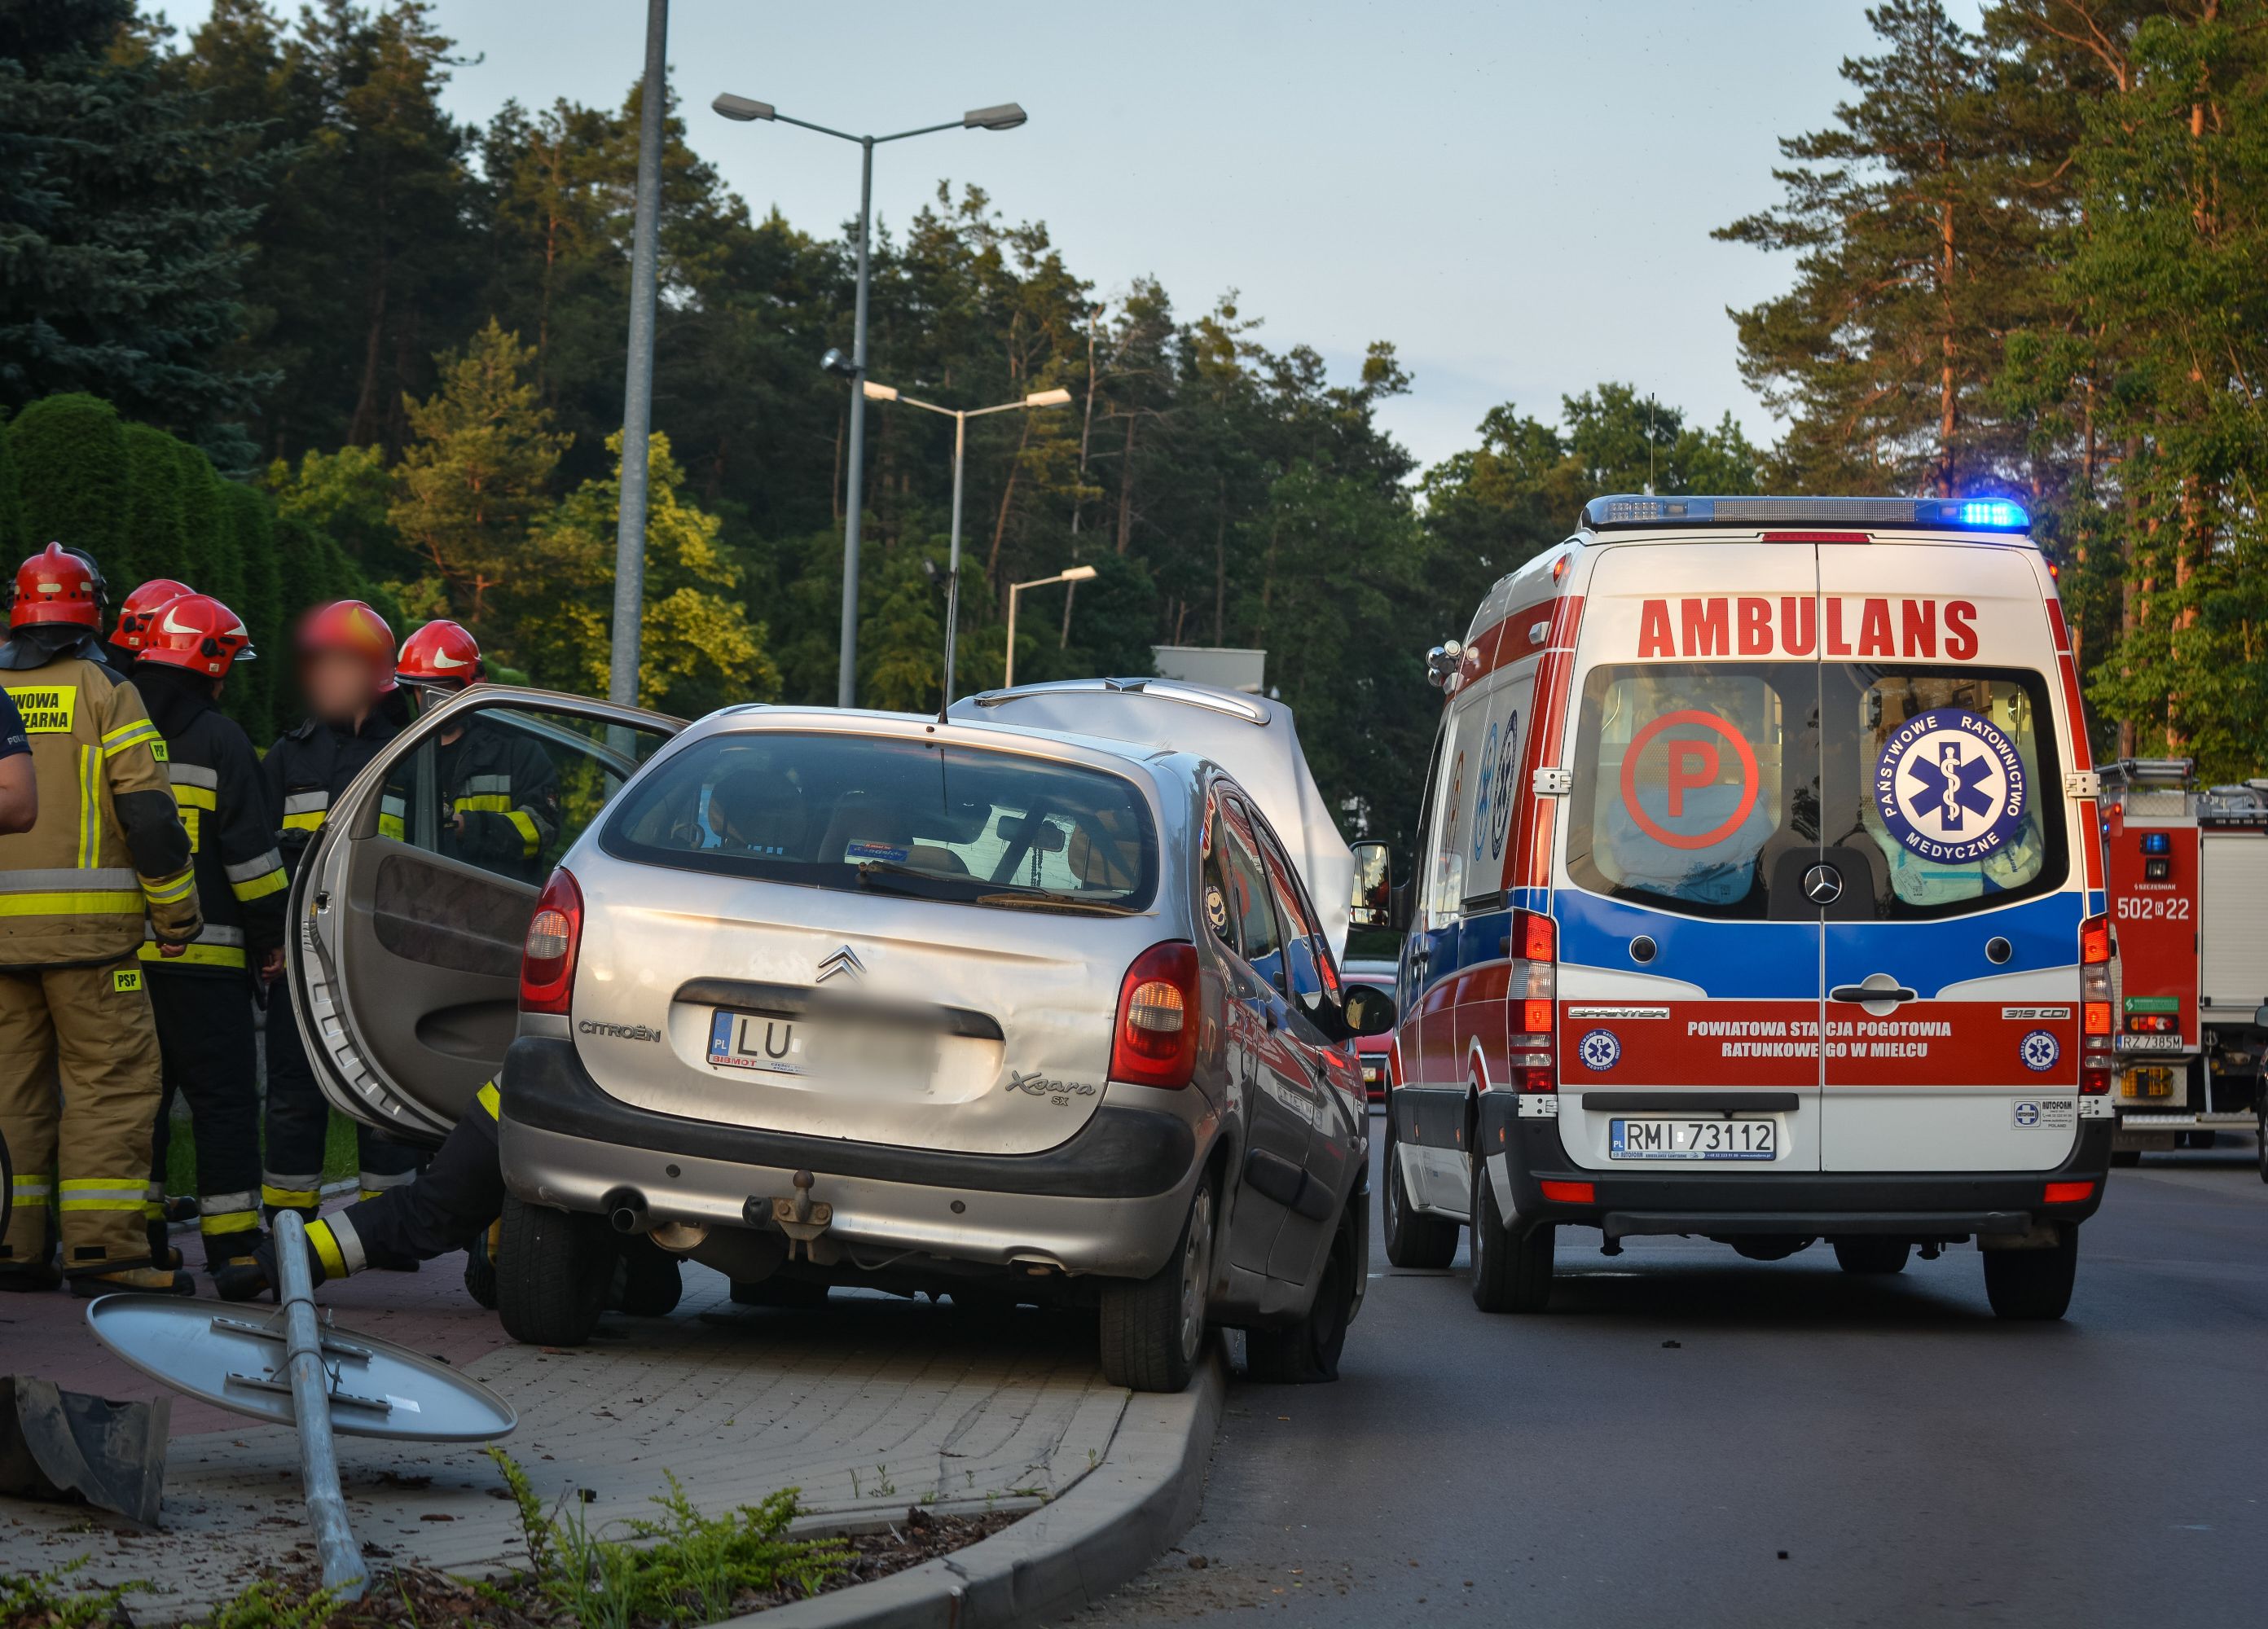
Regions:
[[0, 1453, 1016, 1629], [163, 1109, 361, 1199]]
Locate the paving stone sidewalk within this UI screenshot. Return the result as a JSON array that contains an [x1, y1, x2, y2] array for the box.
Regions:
[[0, 1237, 1128, 1620]]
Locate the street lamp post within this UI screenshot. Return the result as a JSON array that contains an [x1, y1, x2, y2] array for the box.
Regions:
[[861, 382, 1071, 706], [1004, 565, 1097, 689], [712, 93, 1028, 709]]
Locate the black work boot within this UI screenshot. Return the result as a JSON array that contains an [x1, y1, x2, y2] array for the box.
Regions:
[[69, 1263, 194, 1297]]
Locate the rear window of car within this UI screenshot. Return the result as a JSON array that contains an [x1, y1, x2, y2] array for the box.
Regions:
[[600, 731, 1158, 915]]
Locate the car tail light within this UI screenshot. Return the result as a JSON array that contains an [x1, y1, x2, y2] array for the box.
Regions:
[[1510, 908, 1558, 1092], [2080, 911, 2114, 1091], [2125, 1012, 2176, 1033], [1112, 942, 1201, 1088], [2043, 1179, 2094, 1205], [519, 867, 584, 1015], [1539, 1179, 1594, 1204]]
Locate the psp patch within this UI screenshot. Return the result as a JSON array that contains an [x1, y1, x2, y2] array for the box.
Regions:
[[2020, 1029, 2060, 1072], [1875, 707, 2029, 863], [1578, 1029, 1621, 1072], [112, 967, 143, 994]]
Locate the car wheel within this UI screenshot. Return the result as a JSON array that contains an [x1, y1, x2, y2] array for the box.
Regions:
[[461, 1220, 499, 1310], [1099, 1172, 1214, 1392], [1831, 1236, 1910, 1275], [1982, 1227, 2078, 1320], [1244, 1223, 1355, 1384], [1382, 1110, 1459, 1270], [614, 1235, 683, 1317], [731, 1275, 830, 1308], [495, 1195, 612, 1346], [2109, 1148, 2142, 1167], [1469, 1154, 1552, 1314]]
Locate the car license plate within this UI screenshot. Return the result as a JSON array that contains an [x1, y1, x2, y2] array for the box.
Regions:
[[1609, 1117, 1777, 1161], [705, 1008, 935, 1083]]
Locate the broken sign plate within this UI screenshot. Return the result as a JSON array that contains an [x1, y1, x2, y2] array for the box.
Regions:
[[83, 1295, 517, 1442]]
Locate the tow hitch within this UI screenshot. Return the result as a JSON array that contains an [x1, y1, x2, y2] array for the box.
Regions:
[[766, 1169, 833, 1261]]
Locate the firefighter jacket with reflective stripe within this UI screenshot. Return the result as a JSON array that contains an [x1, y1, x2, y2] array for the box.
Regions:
[[0, 655, 199, 965], [433, 721, 559, 879], [135, 667, 284, 977], [266, 697, 407, 877]]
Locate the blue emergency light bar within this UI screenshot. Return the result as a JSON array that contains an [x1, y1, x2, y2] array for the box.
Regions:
[[1582, 494, 2032, 534]]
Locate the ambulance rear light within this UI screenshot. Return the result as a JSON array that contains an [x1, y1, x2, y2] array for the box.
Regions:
[[2043, 1179, 2095, 1205], [2079, 911, 2115, 1077], [1583, 494, 2030, 534], [2081, 1054, 2115, 1096], [1539, 1179, 1595, 1205], [1510, 907, 1557, 1092]]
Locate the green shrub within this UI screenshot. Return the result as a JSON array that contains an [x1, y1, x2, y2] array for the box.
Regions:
[[175, 439, 244, 613], [7, 393, 126, 577], [121, 422, 191, 597], [0, 411, 20, 561], [221, 480, 280, 742]]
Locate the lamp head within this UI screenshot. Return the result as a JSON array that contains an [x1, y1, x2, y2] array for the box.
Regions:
[[821, 347, 858, 379], [861, 380, 899, 402], [964, 103, 1028, 131], [712, 93, 776, 122], [1024, 387, 1073, 408], [1062, 564, 1098, 582]]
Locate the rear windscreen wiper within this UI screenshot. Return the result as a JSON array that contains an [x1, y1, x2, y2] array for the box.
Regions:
[[854, 859, 985, 899], [974, 887, 1139, 916]]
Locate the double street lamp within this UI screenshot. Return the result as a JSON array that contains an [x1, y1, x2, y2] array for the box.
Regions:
[[860, 380, 1071, 707], [711, 91, 1029, 709], [1004, 565, 1097, 689]]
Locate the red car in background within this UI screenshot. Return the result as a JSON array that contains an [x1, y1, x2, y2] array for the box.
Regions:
[[1345, 956, 1396, 1104]]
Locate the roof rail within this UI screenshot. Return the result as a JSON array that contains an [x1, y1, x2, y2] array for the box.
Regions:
[[1582, 494, 2030, 534]]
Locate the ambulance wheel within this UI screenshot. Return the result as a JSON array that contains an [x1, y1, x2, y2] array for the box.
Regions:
[[1831, 1236, 1910, 1275], [1470, 1156, 1552, 1314], [2109, 1149, 2142, 1167], [496, 1197, 612, 1346], [1982, 1227, 2078, 1320], [1382, 1112, 1458, 1269], [2256, 1104, 2266, 1183]]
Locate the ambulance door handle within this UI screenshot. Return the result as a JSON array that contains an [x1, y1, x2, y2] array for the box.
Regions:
[[1829, 982, 1918, 1006]]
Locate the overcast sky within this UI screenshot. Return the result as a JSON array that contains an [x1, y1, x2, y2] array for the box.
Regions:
[[160, 1, 1985, 471]]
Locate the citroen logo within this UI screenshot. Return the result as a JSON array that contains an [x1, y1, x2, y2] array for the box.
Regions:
[[1803, 863, 1844, 906], [816, 945, 864, 984]]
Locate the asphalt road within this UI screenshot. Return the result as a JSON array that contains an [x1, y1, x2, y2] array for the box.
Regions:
[[1070, 1131, 2268, 1628]]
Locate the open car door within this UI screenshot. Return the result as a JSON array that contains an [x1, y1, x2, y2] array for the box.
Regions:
[[286, 686, 684, 1147]]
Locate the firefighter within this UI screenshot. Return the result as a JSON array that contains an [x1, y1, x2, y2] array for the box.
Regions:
[[258, 600, 420, 1232], [394, 621, 558, 880], [107, 577, 193, 670], [0, 545, 200, 1295], [132, 593, 284, 1286]]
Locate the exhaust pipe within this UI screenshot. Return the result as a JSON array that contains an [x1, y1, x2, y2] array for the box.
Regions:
[[604, 1188, 651, 1235]]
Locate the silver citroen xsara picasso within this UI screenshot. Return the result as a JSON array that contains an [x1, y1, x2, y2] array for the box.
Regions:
[[492, 708, 1388, 1390]]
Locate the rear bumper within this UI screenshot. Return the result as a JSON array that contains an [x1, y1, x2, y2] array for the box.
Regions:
[[1478, 1096, 2115, 1237], [497, 1036, 1207, 1279]]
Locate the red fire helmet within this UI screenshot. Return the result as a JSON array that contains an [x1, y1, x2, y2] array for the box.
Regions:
[[11, 542, 102, 630], [297, 599, 398, 692], [113, 577, 196, 651], [397, 618, 484, 687], [138, 594, 255, 678]]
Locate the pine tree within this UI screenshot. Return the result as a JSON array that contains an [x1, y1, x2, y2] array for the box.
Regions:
[[0, 411, 18, 561], [1716, 1, 2046, 496], [218, 479, 279, 741], [0, 2, 269, 444], [7, 392, 126, 572]]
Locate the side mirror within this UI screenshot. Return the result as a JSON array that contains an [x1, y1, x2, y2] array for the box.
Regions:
[[1349, 841, 1392, 928], [2254, 1003, 2268, 1029], [1341, 981, 1397, 1039]]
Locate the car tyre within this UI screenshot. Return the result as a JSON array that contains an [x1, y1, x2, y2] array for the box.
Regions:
[[1982, 1227, 2078, 1320], [1245, 1222, 1355, 1384], [615, 1236, 683, 1317], [1831, 1236, 1910, 1275], [461, 1222, 499, 1310], [496, 1195, 611, 1346], [1099, 1172, 1213, 1393], [1381, 1110, 1458, 1270], [2257, 1101, 2267, 1184], [1469, 1155, 1552, 1314]]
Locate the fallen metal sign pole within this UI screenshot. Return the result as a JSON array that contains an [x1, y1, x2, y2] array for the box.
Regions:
[[275, 1210, 367, 1597], [85, 1214, 517, 1592]]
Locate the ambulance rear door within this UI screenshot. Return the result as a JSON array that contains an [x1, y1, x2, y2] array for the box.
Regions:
[[1813, 541, 2085, 1171], [1554, 541, 1826, 1173]]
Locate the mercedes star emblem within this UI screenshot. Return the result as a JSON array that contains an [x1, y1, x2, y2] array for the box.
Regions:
[[1802, 863, 1844, 906]]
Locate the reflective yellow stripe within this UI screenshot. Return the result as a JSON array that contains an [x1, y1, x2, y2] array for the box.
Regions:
[[143, 1200, 166, 1219], [101, 720, 162, 753], [504, 810, 541, 857], [231, 867, 288, 901], [77, 744, 101, 868], [0, 889, 143, 915], [261, 1183, 318, 1209], [477, 1081, 502, 1120], [283, 809, 327, 832], [378, 813, 405, 841], [142, 869, 196, 905], [306, 1219, 349, 1278], [59, 1179, 148, 1214], [138, 941, 247, 968], [200, 1210, 259, 1236], [170, 785, 217, 811], [457, 795, 512, 813]]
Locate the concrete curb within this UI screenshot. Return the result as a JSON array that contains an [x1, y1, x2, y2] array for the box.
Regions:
[[737, 1345, 1226, 1629]]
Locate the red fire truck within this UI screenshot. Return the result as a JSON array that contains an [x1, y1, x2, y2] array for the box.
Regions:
[[2100, 759, 2268, 1176]]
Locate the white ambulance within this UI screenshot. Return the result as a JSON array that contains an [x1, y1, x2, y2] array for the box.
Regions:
[[1368, 494, 2116, 1319]]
